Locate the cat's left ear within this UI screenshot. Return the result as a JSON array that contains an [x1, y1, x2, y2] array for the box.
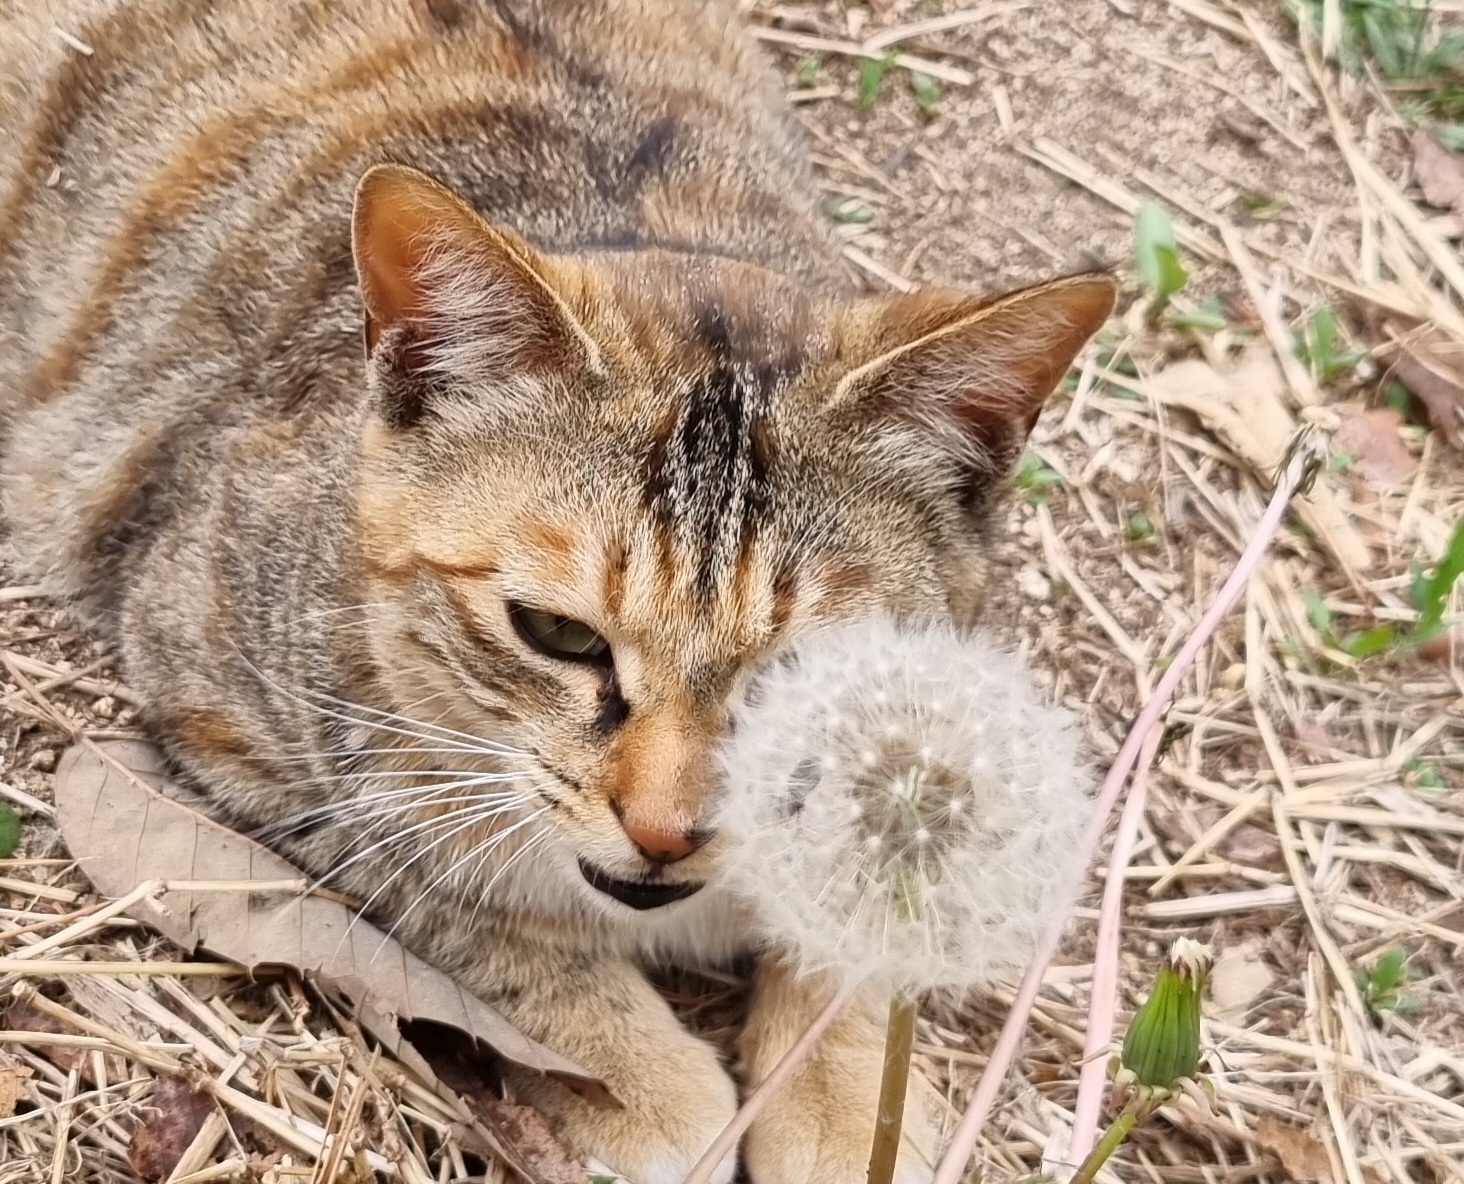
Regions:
[[351, 164, 602, 428], [831, 273, 1116, 474]]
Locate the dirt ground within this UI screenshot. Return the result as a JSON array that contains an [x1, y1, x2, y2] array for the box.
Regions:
[[3, 0, 1463, 1181]]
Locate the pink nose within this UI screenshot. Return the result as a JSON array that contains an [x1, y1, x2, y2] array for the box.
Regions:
[[619, 818, 703, 863]]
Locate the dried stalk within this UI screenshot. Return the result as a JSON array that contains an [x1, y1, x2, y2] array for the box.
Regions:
[[683, 975, 865, 1184]]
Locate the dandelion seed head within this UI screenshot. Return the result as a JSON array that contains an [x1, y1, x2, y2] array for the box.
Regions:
[[717, 615, 1094, 992]]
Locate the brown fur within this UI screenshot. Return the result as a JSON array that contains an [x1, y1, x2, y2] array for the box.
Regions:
[[0, 4, 1115, 1181]]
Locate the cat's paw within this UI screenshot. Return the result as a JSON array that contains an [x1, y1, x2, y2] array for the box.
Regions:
[[742, 1050, 938, 1184], [505, 1024, 738, 1184]]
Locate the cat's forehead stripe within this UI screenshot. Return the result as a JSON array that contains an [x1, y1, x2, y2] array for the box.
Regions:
[[634, 301, 805, 603]]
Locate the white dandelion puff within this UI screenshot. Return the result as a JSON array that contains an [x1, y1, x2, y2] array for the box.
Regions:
[[717, 615, 1093, 993]]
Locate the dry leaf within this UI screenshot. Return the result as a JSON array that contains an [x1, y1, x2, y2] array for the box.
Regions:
[[1219, 823, 1281, 869], [0, 1063, 33, 1118], [409, 1019, 590, 1183], [1335, 407, 1417, 486], [1256, 1114, 1335, 1182], [128, 1077, 214, 1182], [1390, 349, 1464, 448], [1412, 129, 1464, 218], [1292, 715, 1338, 763], [3, 998, 83, 1074], [1208, 939, 1275, 1023], [53, 741, 608, 1106], [1145, 344, 1372, 572], [479, 1098, 587, 1184]]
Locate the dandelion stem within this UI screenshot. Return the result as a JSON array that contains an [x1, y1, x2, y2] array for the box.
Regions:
[[1067, 1107, 1138, 1184], [867, 995, 918, 1184]]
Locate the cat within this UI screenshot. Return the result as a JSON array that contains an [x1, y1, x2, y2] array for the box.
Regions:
[[0, 2, 1114, 1181]]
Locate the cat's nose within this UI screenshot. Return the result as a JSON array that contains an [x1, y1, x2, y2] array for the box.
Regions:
[[618, 816, 710, 864]]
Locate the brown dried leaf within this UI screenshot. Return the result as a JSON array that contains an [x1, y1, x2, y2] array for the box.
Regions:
[[0, 1063, 33, 1118], [1256, 1114, 1335, 1182], [3, 999, 82, 1074], [479, 1098, 587, 1184], [1292, 715, 1338, 763], [1390, 350, 1464, 448], [405, 1020, 588, 1184], [1219, 823, 1282, 869], [1145, 344, 1372, 572], [1335, 407, 1417, 486], [128, 1077, 214, 1182], [1413, 129, 1464, 218], [1208, 939, 1275, 1023], [53, 741, 607, 1105]]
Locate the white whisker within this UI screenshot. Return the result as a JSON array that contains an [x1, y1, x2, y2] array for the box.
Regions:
[[381, 809, 550, 944]]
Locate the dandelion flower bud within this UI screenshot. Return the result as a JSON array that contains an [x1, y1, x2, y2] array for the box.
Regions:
[[716, 616, 1093, 993], [1119, 938, 1212, 1092]]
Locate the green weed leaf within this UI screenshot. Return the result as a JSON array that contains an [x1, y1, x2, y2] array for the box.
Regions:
[[1340, 625, 1397, 659], [1412, 516, 1464, 641], [1166, 296, 1228, 332], [0, 802, 18, 859], [1303, 590, 1333, 634], [857, 52, 895, 114], [909, 71, 941, 115], [1134, 202, 1188, 316]]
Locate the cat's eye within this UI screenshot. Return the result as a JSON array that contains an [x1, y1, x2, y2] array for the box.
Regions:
[[509, 603, 611, 663]]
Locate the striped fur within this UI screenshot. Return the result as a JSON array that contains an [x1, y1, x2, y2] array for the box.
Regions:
[[0, 4, 1114, 1181]]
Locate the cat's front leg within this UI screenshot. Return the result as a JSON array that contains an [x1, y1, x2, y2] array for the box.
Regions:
[[740, 959, 938, 1184], [476, 946, 739, 1184]]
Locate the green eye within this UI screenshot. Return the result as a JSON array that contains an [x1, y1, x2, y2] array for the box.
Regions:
[[509, 603, 611, 663]]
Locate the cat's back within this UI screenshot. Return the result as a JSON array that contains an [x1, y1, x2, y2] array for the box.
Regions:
[[0, 0, 830, 610], [0, 0, 824, 388]]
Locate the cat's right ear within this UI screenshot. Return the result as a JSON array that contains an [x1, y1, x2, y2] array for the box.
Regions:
[[351, 164, 602, 428]]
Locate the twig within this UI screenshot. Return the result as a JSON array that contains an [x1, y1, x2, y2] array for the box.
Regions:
[[932, 426, 1328, 1184], [683, 975, 864, 1184]]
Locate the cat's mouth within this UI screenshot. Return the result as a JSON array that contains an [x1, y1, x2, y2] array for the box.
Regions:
[[577, 859, 704, 910]]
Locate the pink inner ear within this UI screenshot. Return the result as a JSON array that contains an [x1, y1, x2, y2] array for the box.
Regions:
[[352, 166, 483, 352], [358, 227, 431, 352]]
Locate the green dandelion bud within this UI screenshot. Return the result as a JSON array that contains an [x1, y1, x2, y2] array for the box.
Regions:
[[1120, 938, 1212, 1090]]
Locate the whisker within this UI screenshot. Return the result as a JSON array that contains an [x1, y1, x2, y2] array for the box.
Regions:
[[303, 773, 557, 890], [239, 745, 517, 767], [284, 766, 533, 789], [381, 809, 550, 944], [263, 791, 538, 843], [296, 788, 542, 832], [477, 826, 550, 902], [260, 775, 546, 840], [301, 687, 525, 755], [233, 652, 525, 760]]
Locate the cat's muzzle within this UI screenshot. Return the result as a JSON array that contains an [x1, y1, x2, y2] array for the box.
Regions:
[[577, 859, 704, 910]]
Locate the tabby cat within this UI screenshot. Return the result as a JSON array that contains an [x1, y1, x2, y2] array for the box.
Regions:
[[0, 2, 1114, 1180]]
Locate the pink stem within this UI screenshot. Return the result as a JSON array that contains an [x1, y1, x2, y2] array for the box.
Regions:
[[684, 974, 865, 1184], [1066, 732, 1162, 1167], [932, 441, 1319, 1184]]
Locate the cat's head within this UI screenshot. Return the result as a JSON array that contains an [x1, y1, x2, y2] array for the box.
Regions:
[[347, 164, 1113, 919]]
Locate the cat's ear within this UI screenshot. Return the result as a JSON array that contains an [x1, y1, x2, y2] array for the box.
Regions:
[[831, 273, 1116, 477], [351, 164, 601, 428]]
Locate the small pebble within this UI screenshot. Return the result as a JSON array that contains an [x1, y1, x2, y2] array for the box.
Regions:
[[91, 695, 116, 719], [1017, 565, 1051, 600], [29, 748, 57, 772]]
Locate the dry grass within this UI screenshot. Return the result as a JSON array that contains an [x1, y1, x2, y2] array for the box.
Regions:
[[3, 1, 1463, 1181]]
